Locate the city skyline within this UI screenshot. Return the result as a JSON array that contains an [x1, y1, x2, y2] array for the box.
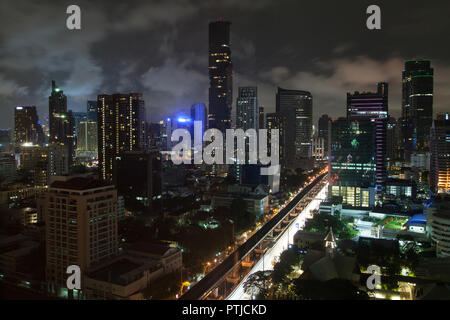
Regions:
[[1, 0, 450, 303], [1, 1, 450, 129]]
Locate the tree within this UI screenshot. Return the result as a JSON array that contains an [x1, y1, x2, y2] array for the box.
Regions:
[[272, 246, 303, 294], [304, 211, 356, 240], [243, 270, 272, 299]]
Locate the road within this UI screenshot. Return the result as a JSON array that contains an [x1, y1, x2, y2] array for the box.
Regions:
[[227, 182, 328, 300]]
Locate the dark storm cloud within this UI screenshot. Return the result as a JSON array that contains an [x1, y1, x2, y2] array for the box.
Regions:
[[0, 0, 449, 129]]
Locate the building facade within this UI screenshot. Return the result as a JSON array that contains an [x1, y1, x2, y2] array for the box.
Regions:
[[329, 118, 376, 207], [208, 20, 233, 133], [14, 106, 45, 148], [44, 176, 119, 293], [347, 82, 388, 194], [318, 114, 331, 158], [430, 113, 450, 194], [97, 93, 147, 183], [116, 151, 153, 208], [276, 87, 313, 166], [236, 87, 258, 131], [401, 59, 434, 161]]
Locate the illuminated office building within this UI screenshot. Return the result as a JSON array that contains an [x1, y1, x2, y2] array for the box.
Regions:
[[76, 121, 98, 159], [401, 59, 434, 161], [430, 113, 450, 194], [14, 106, 45, 147], [329, 118, 376, 207], [236, 87, 258, 131], [347, 82, 388, 193]]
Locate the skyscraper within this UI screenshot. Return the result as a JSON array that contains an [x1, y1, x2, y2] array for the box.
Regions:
[[259, 107, 265, 130], [191, 103, 207, 135], [97, 93, 146, 183], [266, 112, 283, 159], [347, 83, 388, 193], [76, 121, 98, 155], [87, 100, 98, 122], [276, 87, 313, 166], [386, 116, 401, 161], [48, 81, 75, 164], [117, 151, 153, 208], [0, 129, 12, 153], [49, 80, 68, 144], [73, 112, 87, 137], [14, 106, 45, 147], [329, 118, 376, 207], [236, 87, 258, 131], [208, 20, 232, 133], [430, 113, 450, 194], [401, 59, 434, 161], [318, 114, 331, 158], [234, 87, 258, 182]]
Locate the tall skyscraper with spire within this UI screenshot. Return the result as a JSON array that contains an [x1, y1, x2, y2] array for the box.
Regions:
[[208, 20, 232, 133], [48, 80, 75, 164]]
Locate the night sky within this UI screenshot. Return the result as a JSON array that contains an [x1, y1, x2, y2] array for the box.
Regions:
[[1, 0, 449, 129]]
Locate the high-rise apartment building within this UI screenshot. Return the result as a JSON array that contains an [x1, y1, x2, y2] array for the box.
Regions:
[[45, 176, 118, 292], [208, 20, 232, 133], [97, 93, 146, 183]]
